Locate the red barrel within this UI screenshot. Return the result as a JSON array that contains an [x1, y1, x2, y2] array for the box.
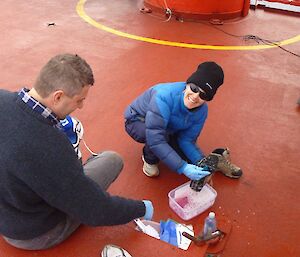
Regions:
[[144, 0, 250, 20]]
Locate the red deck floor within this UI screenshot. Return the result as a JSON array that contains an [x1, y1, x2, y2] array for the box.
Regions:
[[0, 1, 299, 257]]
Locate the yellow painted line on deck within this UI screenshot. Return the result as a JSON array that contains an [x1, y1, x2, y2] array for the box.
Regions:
[[76, 0, 300, 51]]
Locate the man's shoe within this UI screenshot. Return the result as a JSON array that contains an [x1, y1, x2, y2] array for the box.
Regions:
[[142, 155, 159, 177], [209, 148, 243, 179], [60, 116, 84, 159]]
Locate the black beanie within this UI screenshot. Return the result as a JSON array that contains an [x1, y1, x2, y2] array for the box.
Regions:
[[186, 62, 224, 101]]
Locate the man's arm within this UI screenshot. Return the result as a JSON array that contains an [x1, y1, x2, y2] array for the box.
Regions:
[[21, 137, 146, 226]]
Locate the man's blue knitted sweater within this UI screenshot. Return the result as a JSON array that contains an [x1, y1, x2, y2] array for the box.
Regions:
[[0, 89, 145, 240]]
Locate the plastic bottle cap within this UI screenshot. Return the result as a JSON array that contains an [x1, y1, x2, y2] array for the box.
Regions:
[[209, 212, 215, 219]]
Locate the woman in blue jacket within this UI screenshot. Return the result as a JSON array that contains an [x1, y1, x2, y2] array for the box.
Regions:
[[124, 62, 224, 180]]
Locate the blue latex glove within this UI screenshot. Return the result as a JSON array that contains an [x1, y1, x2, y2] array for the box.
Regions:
[[142, 200, 154, 220], [159, 219, 178, 247], [180, 163, 211, 180]]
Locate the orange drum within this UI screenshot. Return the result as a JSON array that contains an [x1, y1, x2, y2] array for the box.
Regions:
[[144, 0, 250, 20]]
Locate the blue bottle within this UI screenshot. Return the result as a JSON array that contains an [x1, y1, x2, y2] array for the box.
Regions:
[[203, 212, 217, 238]]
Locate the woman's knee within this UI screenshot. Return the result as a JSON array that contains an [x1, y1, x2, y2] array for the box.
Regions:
[[125, 121, 146, 143]]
